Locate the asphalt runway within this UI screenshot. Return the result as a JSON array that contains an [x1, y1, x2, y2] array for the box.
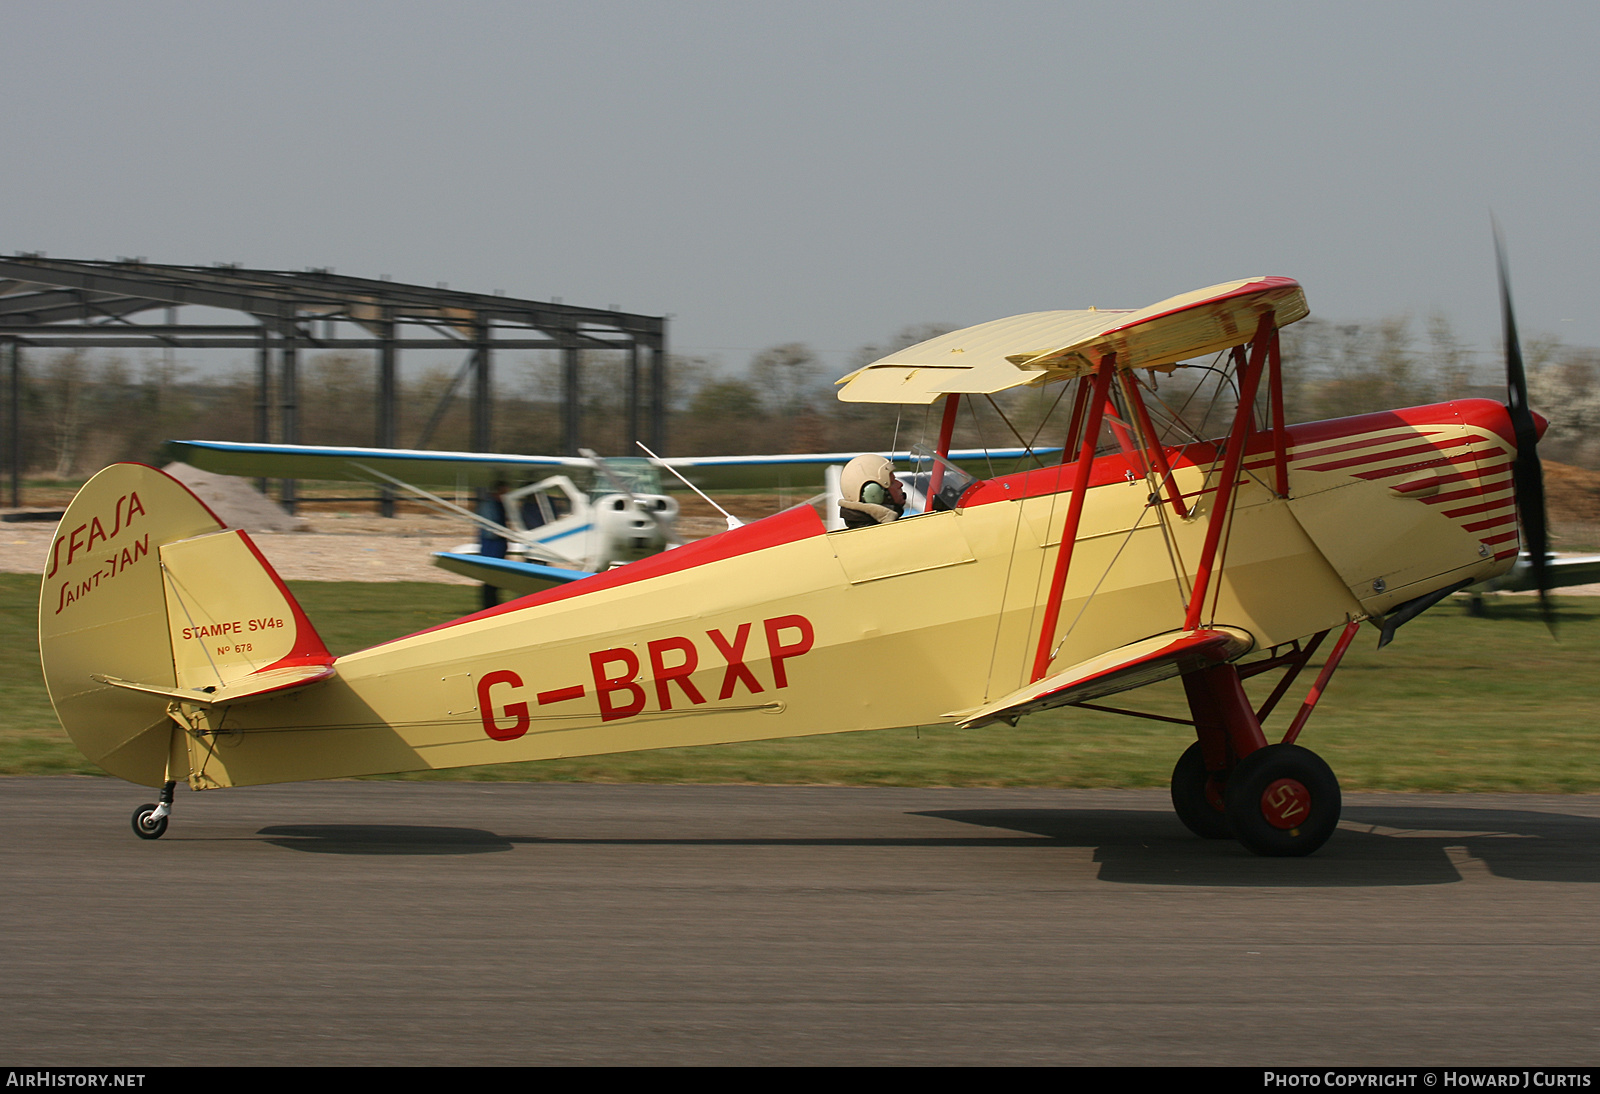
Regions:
[[2, 777, 1597, 1066]]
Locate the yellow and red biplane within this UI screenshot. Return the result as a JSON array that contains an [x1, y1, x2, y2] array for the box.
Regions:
[[39, 271, 1549, 856]]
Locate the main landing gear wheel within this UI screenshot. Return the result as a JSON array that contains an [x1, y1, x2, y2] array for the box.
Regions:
[[1225, 743, 1340, 857], [1170, 742, 1232, 839], [131, 803, 167, 840]]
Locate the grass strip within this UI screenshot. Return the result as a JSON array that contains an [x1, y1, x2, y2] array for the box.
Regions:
[[5, 574, 1597, 791]]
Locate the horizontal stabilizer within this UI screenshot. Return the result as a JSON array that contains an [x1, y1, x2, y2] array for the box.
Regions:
[[92, 664, 337, 707], [952, 627, 1255, 729]]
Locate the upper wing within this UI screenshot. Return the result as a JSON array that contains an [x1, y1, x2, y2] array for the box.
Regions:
[[949, 627, 1255, 729], [168, 440, 590, 487], [836, 277, 1308, 404]]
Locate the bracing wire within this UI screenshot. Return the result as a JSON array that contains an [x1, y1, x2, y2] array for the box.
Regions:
[[954, 395, 991, 478], [983, 394, 1037, 459]]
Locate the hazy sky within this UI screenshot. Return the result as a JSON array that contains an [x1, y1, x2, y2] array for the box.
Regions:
[[2, 0, 1595, 376]]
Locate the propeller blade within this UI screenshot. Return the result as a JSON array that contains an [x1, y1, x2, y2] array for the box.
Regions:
[[1494, 222, 1554, 632]]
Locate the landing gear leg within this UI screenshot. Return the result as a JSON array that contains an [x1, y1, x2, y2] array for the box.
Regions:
[[1173, 666, 1262, 842], [1176, 627, 1356, 856], [131, 780, 175, 840]]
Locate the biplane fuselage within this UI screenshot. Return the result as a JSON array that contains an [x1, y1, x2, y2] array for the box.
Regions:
[[43, 397, 1520, 792], [42, 275, 1542, 855]]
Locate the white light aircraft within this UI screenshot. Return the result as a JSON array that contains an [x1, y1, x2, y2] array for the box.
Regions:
[[167, 440, 1052, 594]]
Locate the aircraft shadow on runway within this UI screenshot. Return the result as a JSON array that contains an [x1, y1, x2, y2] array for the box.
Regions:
[[253, 824, 1098, 856], [254, 804, 1600, 886], [918, 806, 1600, 887], [258, 824, 517, 855]]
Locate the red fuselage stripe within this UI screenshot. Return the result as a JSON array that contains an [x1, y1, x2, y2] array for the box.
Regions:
[[1300, 436, 1476, 474], [388, 504, 828, 644], [383, 398, 1520, 651]]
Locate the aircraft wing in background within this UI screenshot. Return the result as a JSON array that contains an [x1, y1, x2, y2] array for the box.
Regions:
[[1469, 552, 1600, 594], [167, 440, 589, 487], [169, 440, 1056, 491], [167, 437, 1064, 584], [431, 552, 597, 597]]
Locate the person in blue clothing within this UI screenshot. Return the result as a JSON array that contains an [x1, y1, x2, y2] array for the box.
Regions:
[[478, 479, 510, 608]]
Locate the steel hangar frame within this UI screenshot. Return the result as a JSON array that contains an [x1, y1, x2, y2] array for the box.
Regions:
[[0, 254, 668, 510]]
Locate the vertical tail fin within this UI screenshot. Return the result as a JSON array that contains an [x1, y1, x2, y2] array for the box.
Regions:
[[39, 463, 330, 787]]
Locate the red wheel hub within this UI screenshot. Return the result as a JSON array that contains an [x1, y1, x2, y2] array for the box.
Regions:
[[1260, 778, 1311, 830]]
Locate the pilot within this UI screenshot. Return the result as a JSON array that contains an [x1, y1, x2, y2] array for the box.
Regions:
[[838, 454, 906, 529]]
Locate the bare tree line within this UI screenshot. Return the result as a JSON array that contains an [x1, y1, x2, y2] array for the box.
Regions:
[[9, 312, 1600, 481]]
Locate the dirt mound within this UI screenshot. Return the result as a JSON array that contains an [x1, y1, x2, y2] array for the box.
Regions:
[[161, 462, 307, 533], [1543, 461, 1600, 526]]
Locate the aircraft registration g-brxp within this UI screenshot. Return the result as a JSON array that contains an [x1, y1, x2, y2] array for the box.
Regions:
[[40, 271, 1553, 857]]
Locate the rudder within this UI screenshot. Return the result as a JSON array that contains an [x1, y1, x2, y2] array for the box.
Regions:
[[39, 463, 331, 787]]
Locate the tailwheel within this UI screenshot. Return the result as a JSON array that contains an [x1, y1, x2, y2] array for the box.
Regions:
[[130, 780, 175, 841], [1170, 742, 1232, 839], [131, 803, 167, 840], [1224, 744, 1340, 857]]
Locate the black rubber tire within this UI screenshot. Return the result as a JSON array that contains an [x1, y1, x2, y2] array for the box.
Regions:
[[131, 803, 167, 840], [1224, 743, 1340, 857], [1170, 742, 1232, 839]]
